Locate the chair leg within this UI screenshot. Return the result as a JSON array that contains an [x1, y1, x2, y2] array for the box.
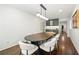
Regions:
[[19, 51, 21, 55], [55, 41, 58, 50], [19, 49, 22, 55], [56, 41, 59, 50], [50, 47, 51, 55], [26, 50, 28, 55]]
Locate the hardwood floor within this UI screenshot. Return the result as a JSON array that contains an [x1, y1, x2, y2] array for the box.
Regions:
[[57, 32, 78, 55], [0, 32, 78, 55], [0, 45, 20, 55]]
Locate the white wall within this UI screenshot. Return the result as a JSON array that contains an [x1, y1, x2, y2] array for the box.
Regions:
[[0, 5, 43, 51], [69, 4, 79, 54], [70, 29, 79, 53], [66, 18, 72, 36]]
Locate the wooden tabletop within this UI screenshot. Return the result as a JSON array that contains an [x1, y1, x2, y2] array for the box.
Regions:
[[24, 32, 55, 41]]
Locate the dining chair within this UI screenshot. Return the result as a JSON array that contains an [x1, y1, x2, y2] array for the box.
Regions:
[[55, 34, 60, 41], [18, 41, 38, 55], [40, 37, 57, 54], [55, 34, 60, 49], [24, 40, 31, 43]]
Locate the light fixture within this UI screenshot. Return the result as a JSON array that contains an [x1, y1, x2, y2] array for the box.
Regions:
[[36, 4, 48, 20], [36, 13, 48, 20]]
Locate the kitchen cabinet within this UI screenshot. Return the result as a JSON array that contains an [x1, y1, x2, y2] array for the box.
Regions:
[[45, 19, 59, 32]]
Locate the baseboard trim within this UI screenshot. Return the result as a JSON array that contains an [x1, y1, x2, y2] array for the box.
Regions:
[[0, 43, 18, 51]]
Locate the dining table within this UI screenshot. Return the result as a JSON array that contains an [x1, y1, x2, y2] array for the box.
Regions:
[[24, 32, 56, 46], [24, 32, 57, 55]]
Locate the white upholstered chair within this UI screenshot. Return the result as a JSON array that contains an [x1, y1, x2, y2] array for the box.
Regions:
[[55, 34, 60, 40], [55, 34, 60, 49], [55, 34, 60, 45], [18, 41, 38, 55], [40, 37, 57, 54], [23, 39, 31, 43]]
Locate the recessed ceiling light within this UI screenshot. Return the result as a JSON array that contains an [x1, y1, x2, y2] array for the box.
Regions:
[[59, 9, 63, 13]]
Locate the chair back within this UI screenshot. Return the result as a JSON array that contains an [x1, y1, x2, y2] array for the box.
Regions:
[[55, 34, 60, 40], [23, 39, 31, 43], [18, 41, 33, 50], [55, 34, 60, 38], [44, 37, 57, 47], [50, 37, 57, 44]]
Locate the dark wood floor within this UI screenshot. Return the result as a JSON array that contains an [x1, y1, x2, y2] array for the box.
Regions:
[[0, 32, 78, 55], [57, 32, 78, 55], [0, 45, 20, 55]]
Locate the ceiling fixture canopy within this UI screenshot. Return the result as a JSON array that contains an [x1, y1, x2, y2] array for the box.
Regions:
[[36, 4, 48, 20]]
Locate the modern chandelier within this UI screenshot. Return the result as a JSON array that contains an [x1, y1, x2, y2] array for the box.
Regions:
[[36, 4, 48, 20]]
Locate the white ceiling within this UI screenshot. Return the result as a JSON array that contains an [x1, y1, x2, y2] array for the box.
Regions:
[[9, 4, 76, 19]]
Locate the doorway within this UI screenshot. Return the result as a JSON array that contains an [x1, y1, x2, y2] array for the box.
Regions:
[[59, 21, 67, 32]]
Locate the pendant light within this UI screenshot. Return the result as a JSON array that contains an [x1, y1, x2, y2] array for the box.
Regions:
[[36, 4, 48, 20]]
